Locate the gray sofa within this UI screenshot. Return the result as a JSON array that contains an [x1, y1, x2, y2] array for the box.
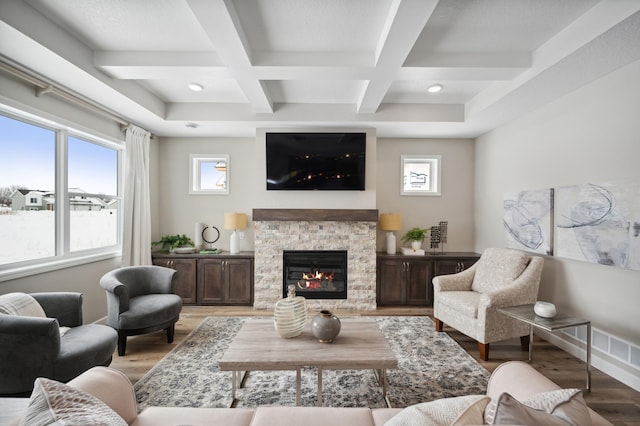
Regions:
[[0, 292, 117, 396]]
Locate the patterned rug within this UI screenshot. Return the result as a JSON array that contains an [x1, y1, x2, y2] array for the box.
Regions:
[[134, 316, 490, 409]]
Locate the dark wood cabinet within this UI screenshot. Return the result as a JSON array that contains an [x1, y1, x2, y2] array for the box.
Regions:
[[376, 252, 480, 306], [405, 258, 431, 305], [152, 257, 197, 304], [433, 256, 480, 276], [377, 258, 404, 305], [152, 252, 253, 306], [377, 257, 432, 306], [198, 257, 253, 305]]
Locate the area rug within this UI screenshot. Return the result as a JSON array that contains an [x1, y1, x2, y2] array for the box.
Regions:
[[134, 316, 490, 409]]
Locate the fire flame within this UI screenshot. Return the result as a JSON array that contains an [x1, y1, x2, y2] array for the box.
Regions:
[[297, 270, 334, 289]]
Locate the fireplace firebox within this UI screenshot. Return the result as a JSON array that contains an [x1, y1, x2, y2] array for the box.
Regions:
[[283, 250, 347, 299]]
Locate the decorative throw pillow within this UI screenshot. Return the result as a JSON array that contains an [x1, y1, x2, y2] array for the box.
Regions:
[[384, 395, 491, 426], [484, 388, 591, 425], [19, 377, 128, 426], [471, 248, 529, 293], [0, 292, 46, 317]]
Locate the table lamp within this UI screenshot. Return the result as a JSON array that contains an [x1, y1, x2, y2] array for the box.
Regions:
[[224, 212, 247, 254], [379, 213, 402, 255]]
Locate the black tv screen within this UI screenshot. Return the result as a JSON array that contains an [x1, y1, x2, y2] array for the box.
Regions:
[[266, 132, 366, 191]]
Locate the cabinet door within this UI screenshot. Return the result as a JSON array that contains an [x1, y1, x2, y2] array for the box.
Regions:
[[198, 258, 225, 304], [434, 258, 479, 276], [377, 258, 404, 305], [152, 258, 197, 304], [405, 259, 431, 306], [225, 259, 253, 305]]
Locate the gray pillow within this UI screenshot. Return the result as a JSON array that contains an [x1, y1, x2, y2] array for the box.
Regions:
[[484, 388, 591, 425]]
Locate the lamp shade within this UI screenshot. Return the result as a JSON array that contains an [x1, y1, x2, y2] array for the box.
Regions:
[[224, 213, 247, 230], [379, 213, 402, 231]]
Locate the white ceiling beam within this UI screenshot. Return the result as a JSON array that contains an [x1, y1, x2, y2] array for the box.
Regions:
[[166, 102, 464, 124], [94, 52, 527, 82], [357, 0, 439, 114], [404, 52, 531, 69], [467, 0, 640, 117], [186, 0, 273, 113], [94, 51, 230, 79]]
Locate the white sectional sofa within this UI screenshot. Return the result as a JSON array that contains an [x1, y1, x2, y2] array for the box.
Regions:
[[2, 361, 611, 425]]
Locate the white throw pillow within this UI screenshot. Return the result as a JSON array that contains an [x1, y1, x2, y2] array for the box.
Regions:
[[19, 377, 128, 426], [0, 292, 46, 317], [384, 395, 491, 426]]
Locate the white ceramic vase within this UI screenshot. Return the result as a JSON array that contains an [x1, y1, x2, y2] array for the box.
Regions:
[[411, 240, 422, 250], [274, 285, 307, 338]]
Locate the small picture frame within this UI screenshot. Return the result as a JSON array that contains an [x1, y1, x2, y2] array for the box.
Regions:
[[189, 154, 229, 195], [401, 155, 441, 196]]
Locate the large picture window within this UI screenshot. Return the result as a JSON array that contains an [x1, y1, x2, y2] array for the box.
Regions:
[[0, 108, 122, 277]]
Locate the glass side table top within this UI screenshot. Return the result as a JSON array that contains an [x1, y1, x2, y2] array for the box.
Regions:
[[497, 304, 590, 331], [498, 303, 592, 392]]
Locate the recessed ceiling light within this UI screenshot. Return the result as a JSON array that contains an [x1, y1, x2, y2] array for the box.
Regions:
[[427, 84, 443, 93], [185, 122, 199, 128], [188, 82, 204, 92]]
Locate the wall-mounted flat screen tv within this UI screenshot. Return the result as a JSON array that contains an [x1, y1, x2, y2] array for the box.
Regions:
[[266, 132, 366, 191]]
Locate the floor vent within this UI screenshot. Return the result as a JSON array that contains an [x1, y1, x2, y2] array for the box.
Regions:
[[562, 326, 640, 369]]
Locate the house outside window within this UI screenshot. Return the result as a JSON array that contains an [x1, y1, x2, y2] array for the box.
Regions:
[[0, 107, 123, 278]]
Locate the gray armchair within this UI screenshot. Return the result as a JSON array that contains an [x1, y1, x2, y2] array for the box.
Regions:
[[0, 292, 117, 396], [100, 265, 182, 356], [433, 248, 544, 361]]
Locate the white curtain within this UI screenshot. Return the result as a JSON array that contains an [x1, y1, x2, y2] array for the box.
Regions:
[[122, 125, 152, 266]]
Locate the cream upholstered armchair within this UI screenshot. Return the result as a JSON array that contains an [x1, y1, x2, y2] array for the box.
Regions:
[[433, 248, 544, 361]]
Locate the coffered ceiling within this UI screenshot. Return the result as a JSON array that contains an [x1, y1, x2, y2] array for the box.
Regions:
[[1, 0, 639, 138]]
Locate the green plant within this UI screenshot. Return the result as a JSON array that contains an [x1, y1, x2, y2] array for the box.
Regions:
[[402, 227, 430, 243], [152, 234, 194, 251]]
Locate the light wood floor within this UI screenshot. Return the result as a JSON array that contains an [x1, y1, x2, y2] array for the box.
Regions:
[[109, 306, 640, 425]]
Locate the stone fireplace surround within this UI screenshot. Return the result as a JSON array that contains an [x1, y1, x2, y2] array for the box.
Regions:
[[253, 209, 378, 311]]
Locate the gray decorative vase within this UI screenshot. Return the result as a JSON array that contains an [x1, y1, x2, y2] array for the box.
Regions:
[[310, 310, 341, 343]]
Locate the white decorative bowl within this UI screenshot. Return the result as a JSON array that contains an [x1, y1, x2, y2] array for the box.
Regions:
[[534, 301, 557, 318]]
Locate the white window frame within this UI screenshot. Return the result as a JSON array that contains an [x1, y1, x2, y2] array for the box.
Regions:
[[401, 155, 441, 196], [189, 154, 229, 195], [0, 104, 123, 282]]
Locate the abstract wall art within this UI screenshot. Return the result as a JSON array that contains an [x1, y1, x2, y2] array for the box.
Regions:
[[503, 188, 553, 255], [555, 181, 640, 271]]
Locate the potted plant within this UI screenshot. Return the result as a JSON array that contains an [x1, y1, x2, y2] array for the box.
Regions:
[[402, 227, 430, 250], [152, 234, 194, 253]]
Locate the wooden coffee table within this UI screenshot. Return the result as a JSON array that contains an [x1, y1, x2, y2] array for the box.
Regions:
[[219, 317, 398, 407]]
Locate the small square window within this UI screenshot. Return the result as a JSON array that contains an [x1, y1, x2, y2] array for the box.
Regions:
[[189, 154, 229, 195], [401, 155, 441, 196]]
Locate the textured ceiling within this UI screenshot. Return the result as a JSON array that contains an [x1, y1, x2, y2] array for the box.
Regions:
[[1, 0, 639, 138]]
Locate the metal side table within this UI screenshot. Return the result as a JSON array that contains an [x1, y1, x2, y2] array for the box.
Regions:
[[497, 304, 591, 391]]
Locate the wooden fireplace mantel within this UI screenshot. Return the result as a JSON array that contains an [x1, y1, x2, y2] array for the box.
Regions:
[[252, 208, 379, 222]]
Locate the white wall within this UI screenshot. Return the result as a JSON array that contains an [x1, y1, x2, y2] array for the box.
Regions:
[[475, 59, 640, 384], [154, 132, 475, 254], [156, 129, 378, 254], [156, 136, 258, 252], [376, 138, 475, 252]]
